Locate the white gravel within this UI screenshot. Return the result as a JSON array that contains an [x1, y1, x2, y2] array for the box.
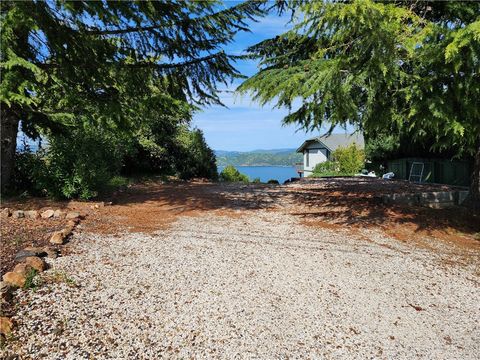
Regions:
[[4, 210, 480, 359]]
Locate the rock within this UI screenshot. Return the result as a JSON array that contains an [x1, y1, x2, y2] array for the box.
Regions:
[[41, 209, 55, 219], [14, 248, 47, 262], [0, 317, 13, 335], [65, 211, 81, 220], [60, 227, 72, 238], [94, 202, 105, 209], [25, 257, 46, 272], [1, 208, 12, 217], [0, 282, 13, 303], [43, 247, 58, 259], [2, 272, 26, 288], [12, 210, 24, 218], [50, 231, 65, 245], [53, 209, 64, 218], [24, 210, 39, 219], [13, 263, 32, 275], [67, 219, 79, 227]]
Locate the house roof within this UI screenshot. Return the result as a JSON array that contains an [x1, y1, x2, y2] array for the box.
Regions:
[[296, 132, 364, 153]]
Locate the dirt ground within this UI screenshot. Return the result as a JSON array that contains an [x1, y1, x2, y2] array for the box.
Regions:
[[0, 201, 101, 275], [2, 177, 480, 359], [2, 177, 479, 276]]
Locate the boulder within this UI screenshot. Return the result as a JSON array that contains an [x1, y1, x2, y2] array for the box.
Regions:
[[41, 209, 55, 219], [2, 272, 26, 288], [53, 209, 64, 218], [25, 210, 39, 219], [12, 210, 24, 218], [13, 263, 32, 275], [0, 317, 13, 336], [25, 257, 47, 272], [65, 211, 81, 220], [50, 231, 65, 245], [14, 248, 47, 262], [1, 208, 11, 217]]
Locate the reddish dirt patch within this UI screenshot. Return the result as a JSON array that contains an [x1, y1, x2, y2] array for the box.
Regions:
[[2, 178, 479, 275], [284, 178, 480, 255], [82, 180, 272, 234], [0, 200, 98, 276]]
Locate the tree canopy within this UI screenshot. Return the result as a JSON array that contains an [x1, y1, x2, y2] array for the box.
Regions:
[[1, 0, 266, 193], [239, 0, 480, 204]]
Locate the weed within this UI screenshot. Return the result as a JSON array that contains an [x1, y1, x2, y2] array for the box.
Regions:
[[45, 270, 77, 288], [23, 268, 39, 290]]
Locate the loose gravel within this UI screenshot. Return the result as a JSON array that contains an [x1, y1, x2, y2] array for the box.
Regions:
[[3, 211, 479, 359]]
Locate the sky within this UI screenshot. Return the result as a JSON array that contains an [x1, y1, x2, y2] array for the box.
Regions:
[[192, 6, 352, 152]]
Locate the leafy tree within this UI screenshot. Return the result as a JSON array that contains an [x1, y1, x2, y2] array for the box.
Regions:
[[174, 127, 218, 180], [240, 0, 480, 207], [1, 0, 265, 192], [333, 143, 365, 175], [312, 143, 364, 176]]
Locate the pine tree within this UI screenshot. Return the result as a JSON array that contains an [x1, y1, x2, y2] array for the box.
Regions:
[[0, 0, 265, 192], [240, 0, 480, 207]]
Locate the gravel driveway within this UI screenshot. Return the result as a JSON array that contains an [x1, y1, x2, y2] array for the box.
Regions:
[[4, 208, 479, 359]]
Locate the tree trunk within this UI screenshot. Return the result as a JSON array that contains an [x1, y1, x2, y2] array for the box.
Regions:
[[463, 135, 480, 211], [1, 105, 20, 193]]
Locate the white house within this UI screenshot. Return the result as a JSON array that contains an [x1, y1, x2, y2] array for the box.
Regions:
[[296, 133, 364, 177]]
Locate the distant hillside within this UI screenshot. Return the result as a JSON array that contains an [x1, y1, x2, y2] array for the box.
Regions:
[[215, 149, 302, 166]]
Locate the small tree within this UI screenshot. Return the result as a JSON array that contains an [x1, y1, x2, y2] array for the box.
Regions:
[[312, 143, 365, 176], [333, 144, 365, 175]]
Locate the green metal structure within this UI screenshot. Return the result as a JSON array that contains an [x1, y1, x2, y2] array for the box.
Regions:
[[387, 158, 471, 186]]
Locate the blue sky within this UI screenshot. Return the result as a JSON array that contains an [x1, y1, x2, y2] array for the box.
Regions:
[[192, 7, 350, 152]]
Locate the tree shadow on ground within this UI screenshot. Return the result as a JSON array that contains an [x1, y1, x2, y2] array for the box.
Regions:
[[284, 178, 479, 243]]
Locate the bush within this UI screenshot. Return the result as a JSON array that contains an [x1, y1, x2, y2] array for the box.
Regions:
[[312, 161, 339, 176], [267, 179, 279, 184], [333, 143, 365, 174], [12, 151, 48, 196], [252, 177, 261, 183], [311, 143, 365, 177], [219, 165, 249, 183], [41, 129, 125, 199]]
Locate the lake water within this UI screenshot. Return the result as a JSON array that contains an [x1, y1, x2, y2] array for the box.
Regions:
[[218, 166, 298, 184]]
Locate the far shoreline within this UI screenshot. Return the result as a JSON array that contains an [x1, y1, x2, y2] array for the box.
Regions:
[[217, 164, 295, 168]]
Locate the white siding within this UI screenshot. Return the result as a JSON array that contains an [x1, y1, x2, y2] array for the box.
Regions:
[[303, 143, 329, 176]]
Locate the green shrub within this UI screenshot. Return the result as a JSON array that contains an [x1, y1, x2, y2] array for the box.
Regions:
[[219, 165, 249, 183], [23, 268, 39, 290], [12, 151, 48, 196], [312, 161, 339, 176], [334, 143, 365, 174], [312, 143, 365, 177], [267, 179, 279, 184], [42, 129, 125, 199], [252, 177, 261, 183]]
